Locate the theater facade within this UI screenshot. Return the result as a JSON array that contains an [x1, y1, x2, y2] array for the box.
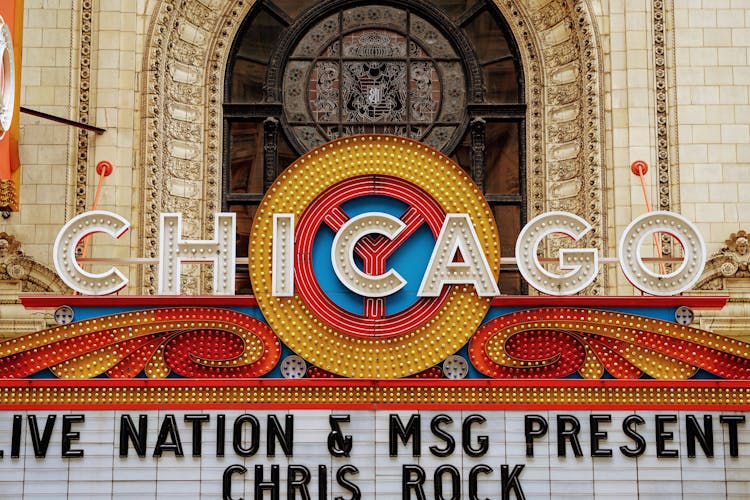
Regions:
[[2, 0, 750, 498]]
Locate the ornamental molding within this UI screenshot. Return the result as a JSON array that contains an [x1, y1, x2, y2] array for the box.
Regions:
[[696, 231, 750, 291], [73, 0, 94, 217], [0, 233, 70, 294], [141, 0, 606, 294]]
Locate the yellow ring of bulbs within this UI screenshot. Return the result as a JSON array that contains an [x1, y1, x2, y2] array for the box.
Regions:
[[249, 135, 500, 378]]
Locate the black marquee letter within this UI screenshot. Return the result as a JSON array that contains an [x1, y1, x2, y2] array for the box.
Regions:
[[501, 464, 526, 500], [720, 415, 745, 457], [327, 415, 353, 457], [287, 465, 311, 500], [469, 465, 492, 500], [686, 415, 714, 458], [255, 464, 280, 500], [153, 414, 184, 457], [119, 414, 147, 457], [28, 415, 56, 458], [61, 414, 85, 458], [463, 415, 489, 457], [233, 414, 260, 457], [402, 465, 426, 500], [620, 414, 646, 458], [336, 464, 361, 500], [429, 414, 455, 457], [556, 415, 583, 457], [185, 414, 210, 457], [216, 414, 226, 457], [223, 464, 246, 500], [524, 415, 547, 457], [267, 415, 294, 457], [590, 414, 612, 457], [434, 465, 460, 500], [656, 414, 678, 458], [10, 415, 21, 458], [390, 414, 421, 456]]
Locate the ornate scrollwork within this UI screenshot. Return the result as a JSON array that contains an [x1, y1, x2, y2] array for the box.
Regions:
[[0, 233, 69, 294], [0, 308, 280, 378], [696, 230, 750, 290]]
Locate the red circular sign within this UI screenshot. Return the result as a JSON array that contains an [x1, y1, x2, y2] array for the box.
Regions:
[[295, 175, 449, 337]]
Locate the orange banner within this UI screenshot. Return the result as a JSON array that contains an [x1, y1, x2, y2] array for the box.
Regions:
[[0, 0, 22, 211]]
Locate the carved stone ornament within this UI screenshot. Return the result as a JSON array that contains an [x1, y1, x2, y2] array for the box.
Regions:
[[0, 233, 70, 294], [696, 231, 750, 290], [74, 0, 94, 216], [141, 0, 606, 294]]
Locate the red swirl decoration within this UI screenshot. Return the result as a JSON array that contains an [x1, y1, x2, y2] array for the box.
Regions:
[[469, 308, 750, 379], [0, 308, 280, 379]]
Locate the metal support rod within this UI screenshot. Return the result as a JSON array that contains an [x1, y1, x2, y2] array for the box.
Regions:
[[20, 106, 106, 135], [631, 160, 667, 274]]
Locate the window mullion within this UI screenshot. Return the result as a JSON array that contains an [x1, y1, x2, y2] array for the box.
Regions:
[[470, 117, 486, 192], [263, 117, 280, 192]]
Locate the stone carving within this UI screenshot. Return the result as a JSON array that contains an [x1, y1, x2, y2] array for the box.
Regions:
[[653, 0, 676, 262], [696, 231, 750, 290], [74, 0, 94, 217], [142, 0, 606, 294], [0, 233, 69, 294], [497, 0, 606, 293]]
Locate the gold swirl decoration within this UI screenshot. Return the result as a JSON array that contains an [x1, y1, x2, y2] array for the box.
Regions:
[[0, 308, 280, 378], [469, 308, 750, 379]]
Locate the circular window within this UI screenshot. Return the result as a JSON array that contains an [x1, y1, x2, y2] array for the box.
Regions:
[[281, 5, 468, 153]]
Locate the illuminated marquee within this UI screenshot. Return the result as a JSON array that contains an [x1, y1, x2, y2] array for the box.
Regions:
[[4, 135, 750, 498]]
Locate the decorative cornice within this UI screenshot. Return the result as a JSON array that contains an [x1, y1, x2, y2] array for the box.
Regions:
[[0, 233, 70, 294], [696, 231, 750, 291]]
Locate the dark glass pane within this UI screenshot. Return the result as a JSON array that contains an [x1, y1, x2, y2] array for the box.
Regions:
[[236, 8, 284, 64], [499, 271, 521, 295], [492, 204, 522, 295], [231, 204, 258, 259], [485, 122, 519, 195], [426, 0, 478, 19], [449, 127, 471, 173], [270, 0, 318, 19], [278, 132, 299, 171], [484, 59, 518, 102], [463, 9, 512, 63], [229, 122, 264, 194], [492, 204, 519, 259], [236, 268, 253, 295], [231, 59, 267, 101]]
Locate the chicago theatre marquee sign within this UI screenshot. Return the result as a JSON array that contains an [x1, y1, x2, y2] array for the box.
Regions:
[[3, 135, 750, 498]]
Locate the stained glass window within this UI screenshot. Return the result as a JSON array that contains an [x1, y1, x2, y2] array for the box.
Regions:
[[224, 0, 526, 293]]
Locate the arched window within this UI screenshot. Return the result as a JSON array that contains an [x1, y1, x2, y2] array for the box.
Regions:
[[224, 0, 525, 293]]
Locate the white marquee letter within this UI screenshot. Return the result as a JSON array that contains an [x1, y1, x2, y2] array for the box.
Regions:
[[619, 211, 705, 296], [272, 214, 294, 297], [515, 212, 598, 296], [331, 212, 407, 297], [418, 214, 499, 297], [159, 212, 236, 295], [53, 211, 130, 295]]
